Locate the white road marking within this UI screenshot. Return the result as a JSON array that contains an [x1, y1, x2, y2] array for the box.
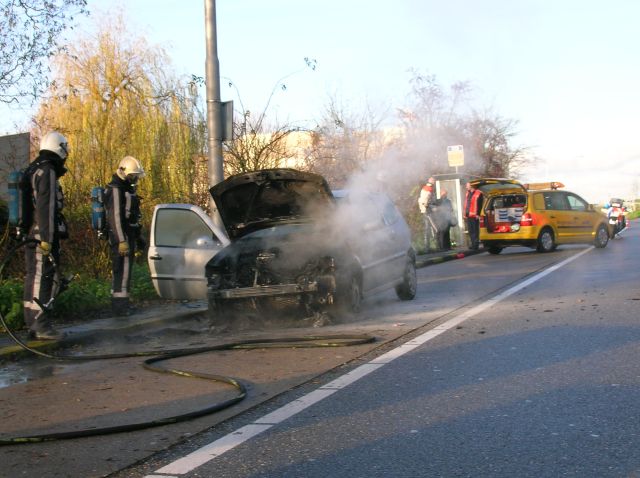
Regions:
[[150, 247, 592, 475]]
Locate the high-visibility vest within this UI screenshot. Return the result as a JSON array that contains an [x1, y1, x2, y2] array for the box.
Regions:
[[464, 189, 482, 218]]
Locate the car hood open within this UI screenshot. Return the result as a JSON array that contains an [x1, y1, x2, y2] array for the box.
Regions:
[[209, 168, 335, 240]]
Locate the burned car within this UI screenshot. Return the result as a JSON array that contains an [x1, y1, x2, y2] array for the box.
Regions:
[[147, 169, 416, 329]]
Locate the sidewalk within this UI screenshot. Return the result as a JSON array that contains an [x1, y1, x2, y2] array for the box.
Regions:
[[0, 246, 483, 359]]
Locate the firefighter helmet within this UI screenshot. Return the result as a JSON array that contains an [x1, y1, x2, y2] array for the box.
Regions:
[[117, 156, 145, 182], [40, 131, 69, 160]]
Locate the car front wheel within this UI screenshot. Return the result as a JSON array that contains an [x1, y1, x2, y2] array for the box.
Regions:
[[395, 259, 417, 300], [594, 224, 609, 248], [536, 228, 556, 253], [488, 245, 503, 255], [334, 274, 362, 314]]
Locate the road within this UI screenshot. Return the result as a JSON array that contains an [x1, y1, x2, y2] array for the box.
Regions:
[[1, 226, 638, 477]]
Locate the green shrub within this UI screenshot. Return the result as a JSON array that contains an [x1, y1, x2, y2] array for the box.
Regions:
[[0, 279, 23, 331], [0, 258, 159, 331]]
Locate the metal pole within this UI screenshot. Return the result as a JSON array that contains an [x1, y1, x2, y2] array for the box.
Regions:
[[204, 0, 224, 223]]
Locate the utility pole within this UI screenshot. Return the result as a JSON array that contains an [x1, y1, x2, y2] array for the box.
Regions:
[[204, 0, 224, 224]]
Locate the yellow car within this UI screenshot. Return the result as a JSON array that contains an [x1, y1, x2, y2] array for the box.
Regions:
[[471, 178, 610, 254]]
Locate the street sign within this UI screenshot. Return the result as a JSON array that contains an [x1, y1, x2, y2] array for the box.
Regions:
[[447, 145, 464, 167]]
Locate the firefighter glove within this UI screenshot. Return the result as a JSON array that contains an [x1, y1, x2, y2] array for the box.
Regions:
[[118, 241, 130, 256], [38, 241, 52, 256]]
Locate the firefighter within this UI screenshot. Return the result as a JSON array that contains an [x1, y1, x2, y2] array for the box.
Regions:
[[463, 181, 484, 250], [23, 131, 70, 340], [418, 176, 438, 252], [104, 156, 146, 316]]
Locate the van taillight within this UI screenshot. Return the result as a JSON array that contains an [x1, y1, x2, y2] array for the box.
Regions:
[[480, 216, 485, 228], [521, 212, 533, 226]]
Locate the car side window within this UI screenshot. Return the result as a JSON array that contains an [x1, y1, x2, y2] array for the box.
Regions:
[[155, 209, 219, 248], [566, 193, 587, 211], [543, 192, 569, 210], [380, 196, 400, 225]]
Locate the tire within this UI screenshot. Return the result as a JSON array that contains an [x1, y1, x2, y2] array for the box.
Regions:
[[395, 259, 417, 300], [536, 228, 555, 253], [488, 245, 503, 255], [335, 274, 362, 314], [594, 224, 609, 248]]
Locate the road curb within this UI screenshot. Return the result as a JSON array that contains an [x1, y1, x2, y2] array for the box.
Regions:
[[416, 248, 483, 268]]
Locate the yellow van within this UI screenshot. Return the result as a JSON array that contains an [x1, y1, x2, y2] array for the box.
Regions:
[[470, 179, 610, 254]]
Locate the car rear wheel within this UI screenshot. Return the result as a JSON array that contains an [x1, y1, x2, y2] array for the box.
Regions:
[[488, 245, 503, 255], [395, 259, 417, 300], [594, 224, 609, 248], [536, 228, 556, 253]]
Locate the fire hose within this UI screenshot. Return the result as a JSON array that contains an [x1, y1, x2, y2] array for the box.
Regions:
[[0, 239, 375, 445]]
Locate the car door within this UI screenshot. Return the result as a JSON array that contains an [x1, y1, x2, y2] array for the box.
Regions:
[[542, 191, 581, 242], [565, 192, 599, 240], [148, 204, 230, 300], [358, 193, 408, 293]]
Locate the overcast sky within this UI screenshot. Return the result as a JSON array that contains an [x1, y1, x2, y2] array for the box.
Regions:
[[2, 0, 638, 204]]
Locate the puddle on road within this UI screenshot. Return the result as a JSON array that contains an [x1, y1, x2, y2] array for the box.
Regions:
[[0, 359, 79, 389], [0, 327, 213, 390]]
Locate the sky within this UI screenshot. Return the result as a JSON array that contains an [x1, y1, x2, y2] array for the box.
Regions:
[[2, 0, 639, 204]]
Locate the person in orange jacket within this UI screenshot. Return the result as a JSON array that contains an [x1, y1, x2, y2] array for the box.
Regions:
[[463, 182, 483, 250]]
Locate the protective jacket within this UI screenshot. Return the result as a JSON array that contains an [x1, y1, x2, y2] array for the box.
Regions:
[[418, 184, 435, 214], [28, 151, 67, 242], [104, 174, 142, 244], [464, 189, 483, 218]]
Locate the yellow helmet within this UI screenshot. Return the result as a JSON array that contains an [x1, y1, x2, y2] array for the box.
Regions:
[[117, 156, 145, 182]]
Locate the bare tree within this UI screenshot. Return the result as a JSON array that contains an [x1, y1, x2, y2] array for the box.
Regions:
[[221, 64, 316, 176], [305, 94, 392, 187], [464, 110, 533, 178], [223, 108, 301, 175], [0, 0, 88, 104]]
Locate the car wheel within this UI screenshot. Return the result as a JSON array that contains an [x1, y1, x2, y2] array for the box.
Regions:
[[395, 259, 417, 300], [536, 228, 555, 253], [333, 274, 361, 315], [488, 246, 503, 255], [594, 224, 609, 248]]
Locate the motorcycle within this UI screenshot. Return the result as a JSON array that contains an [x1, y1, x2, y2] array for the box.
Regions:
[[607, 199, 628, 238]]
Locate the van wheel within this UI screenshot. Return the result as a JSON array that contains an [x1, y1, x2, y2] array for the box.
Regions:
[[488, 246, 503, 255], [536, 228, 555, 252], [395, 259, 417, 300], [594, 224, 609, 248]]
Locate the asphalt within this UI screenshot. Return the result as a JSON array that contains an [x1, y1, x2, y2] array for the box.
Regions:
[[0, 246, 483, 359]]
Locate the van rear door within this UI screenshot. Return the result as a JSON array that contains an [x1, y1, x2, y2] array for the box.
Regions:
[[148, 204, 230, 300]]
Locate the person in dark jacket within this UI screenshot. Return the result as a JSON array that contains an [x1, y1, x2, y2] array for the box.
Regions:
[[434, 189, 455, 250], [23, 131, 70, 340], [104, 156, 146, 316]]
